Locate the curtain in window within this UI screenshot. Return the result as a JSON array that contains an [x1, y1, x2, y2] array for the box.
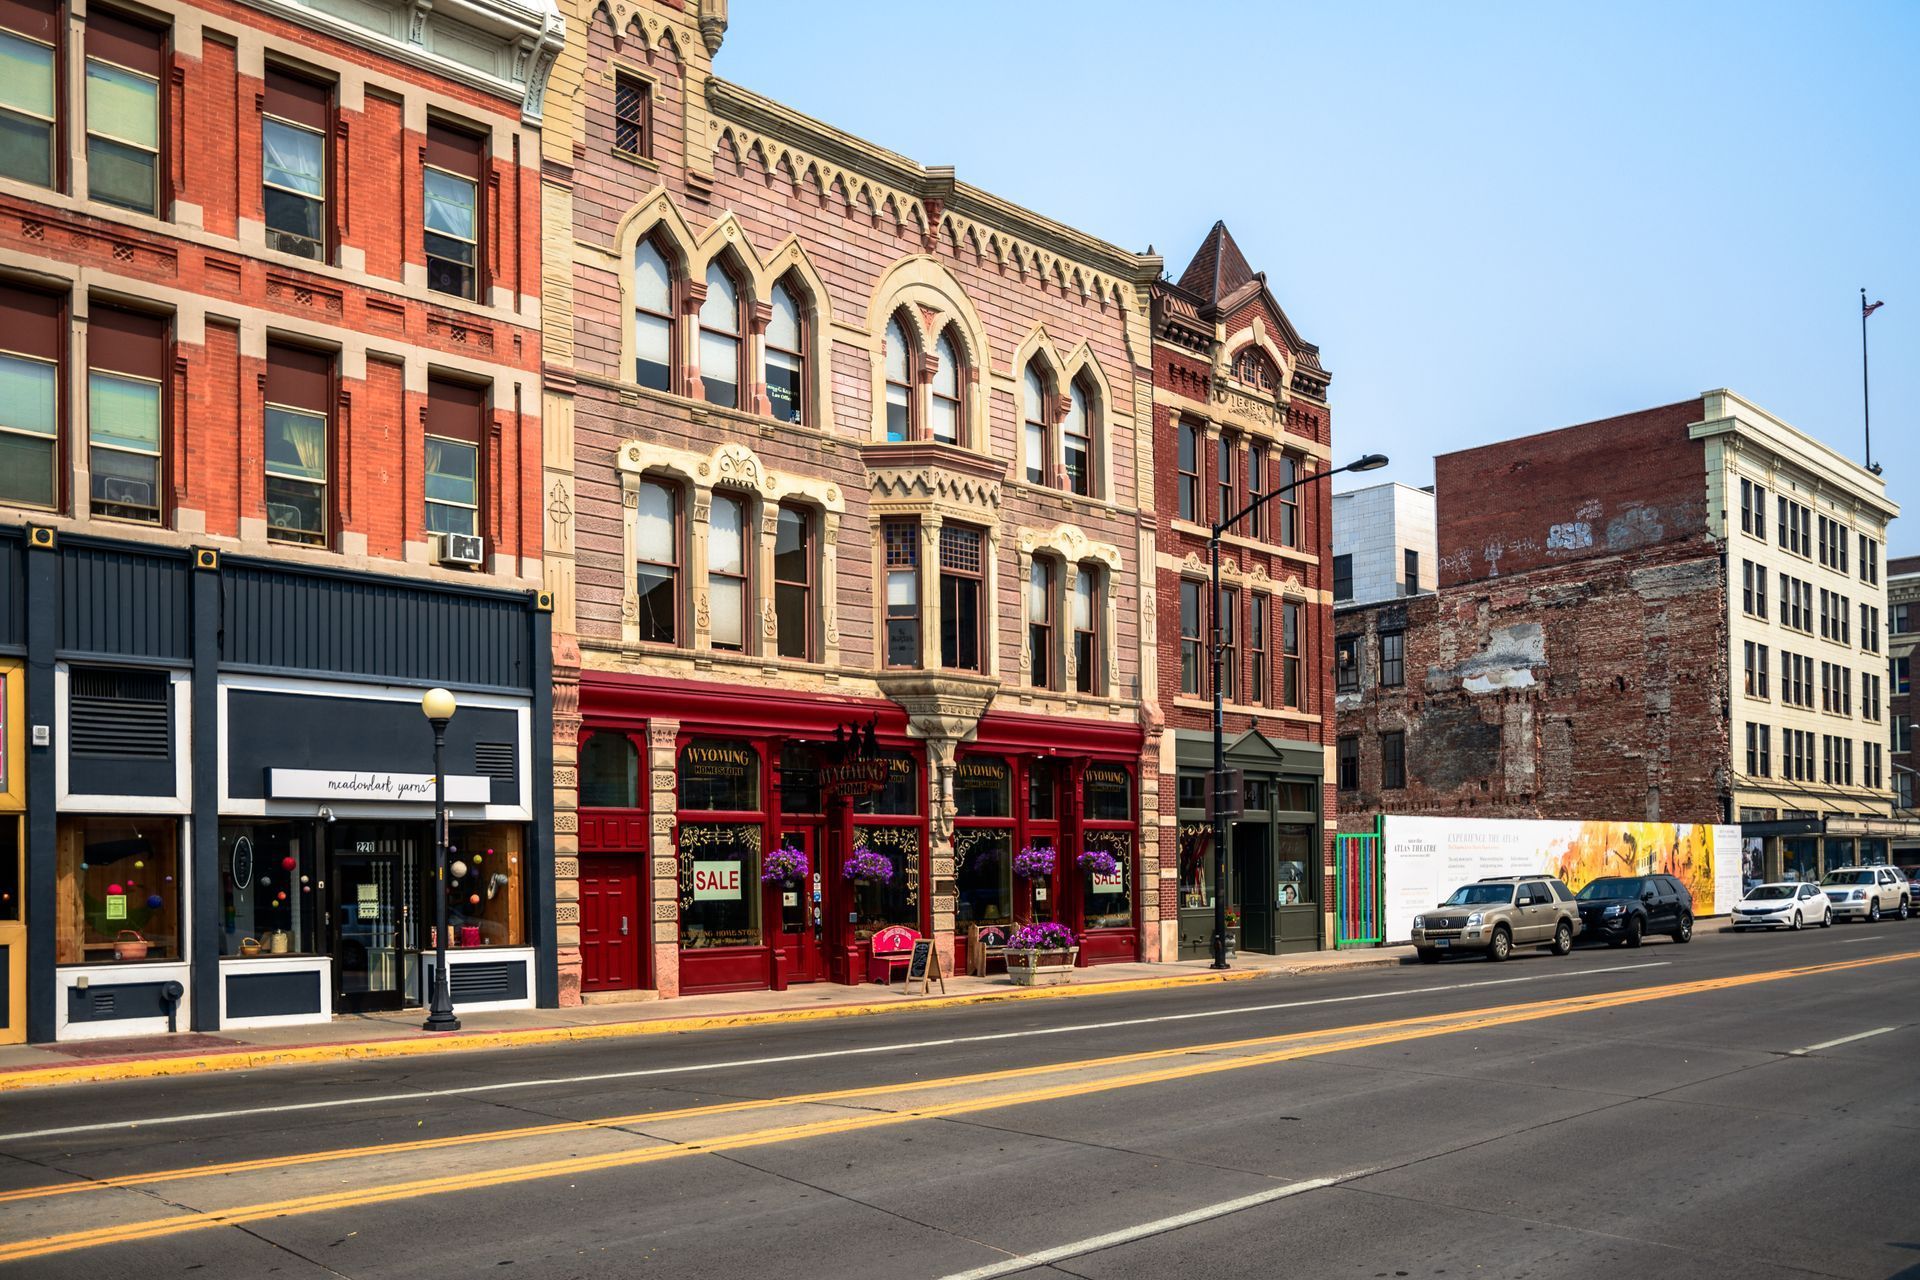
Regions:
[[423, 169, 476, 239], [263, 119, 324, 196], [424, 437, 477, 504], [266, 407, 326, 479]]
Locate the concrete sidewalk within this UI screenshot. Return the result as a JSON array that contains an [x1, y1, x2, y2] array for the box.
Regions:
[[0, 945, 1415, 1091]]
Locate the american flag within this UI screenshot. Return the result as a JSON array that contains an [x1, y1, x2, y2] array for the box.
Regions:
[[1863, 298, 1885, 318]]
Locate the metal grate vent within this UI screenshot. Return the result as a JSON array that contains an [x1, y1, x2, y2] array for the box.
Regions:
[[474, 741, 516, 784], [92, 991, 116, 1015], [70, 668, 170, 759], [450, 963, 513, 1001]]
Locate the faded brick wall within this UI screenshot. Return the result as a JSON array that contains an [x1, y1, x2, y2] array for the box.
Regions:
[[1436, 401, 1706, 588], [1336, 538, 1729, 830]]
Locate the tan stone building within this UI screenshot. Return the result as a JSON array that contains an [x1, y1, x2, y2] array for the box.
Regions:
[[537, 0, 1166, 998]]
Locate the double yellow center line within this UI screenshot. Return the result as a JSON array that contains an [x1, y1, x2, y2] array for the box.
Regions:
[[1, 949, 1912, 1265]]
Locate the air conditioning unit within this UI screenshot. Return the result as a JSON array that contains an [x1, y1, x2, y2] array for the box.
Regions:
[[436, 532, 485, 568]]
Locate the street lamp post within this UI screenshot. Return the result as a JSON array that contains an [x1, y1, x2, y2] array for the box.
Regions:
[[421, 686, 461, 1032], [1209, 453, 1388, 969]]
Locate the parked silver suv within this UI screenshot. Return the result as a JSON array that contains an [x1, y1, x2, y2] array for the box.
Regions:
[[1412, 875, 1582, 962], [1821, 866, 1912, 923]]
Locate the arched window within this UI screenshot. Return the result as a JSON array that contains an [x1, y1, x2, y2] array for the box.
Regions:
[[1063, 378, 1093, 496], [883, 315, 915, 442], [1234, 346, 1277, 390], [698, 260, 743, 408], [1023, 361, 1052, 486], [633, 237, 674, 392], [634, 477, 679, 644], [930, 330, 962, 445], [765, 278, 806, 425], [579, 730, 640, 808], [774, 503, 813, 660], [708, 491, 748, 651]]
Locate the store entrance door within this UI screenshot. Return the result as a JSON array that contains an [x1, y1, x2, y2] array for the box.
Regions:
[[773, 827, 826, 983], [1232, 823, 1274, 953], [579, 855, 643, 993], [332, 831, 414, 1012], [0, 818, 23, 1045]]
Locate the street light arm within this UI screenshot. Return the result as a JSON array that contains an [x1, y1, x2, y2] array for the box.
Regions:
[[1212, 453, 1386, 541]]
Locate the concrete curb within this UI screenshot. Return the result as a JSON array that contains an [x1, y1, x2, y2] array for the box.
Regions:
[[0, 967, 1275, 1092]]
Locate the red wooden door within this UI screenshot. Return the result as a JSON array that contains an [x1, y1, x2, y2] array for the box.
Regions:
[[772, 827, 826, 983], [579, 855, 643, 993]]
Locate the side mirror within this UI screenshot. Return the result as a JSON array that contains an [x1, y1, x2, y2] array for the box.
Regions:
[[1641, 891, 1656, 904]]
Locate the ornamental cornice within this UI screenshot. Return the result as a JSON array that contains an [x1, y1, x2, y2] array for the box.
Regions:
[[1015, 523, 1122, 572], [615, 439, 845, 513]]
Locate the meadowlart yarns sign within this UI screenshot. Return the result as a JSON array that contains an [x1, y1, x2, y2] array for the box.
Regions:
[[1380, 816, 1742, 944]]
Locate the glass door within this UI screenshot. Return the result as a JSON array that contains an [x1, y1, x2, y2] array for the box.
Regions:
[[331, 827, 416, 1012], [773, 826, 825, 983]]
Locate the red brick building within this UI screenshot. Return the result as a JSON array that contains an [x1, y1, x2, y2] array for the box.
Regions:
[[1149, 224, 1338, 958], [0, 0, 560, 1042]]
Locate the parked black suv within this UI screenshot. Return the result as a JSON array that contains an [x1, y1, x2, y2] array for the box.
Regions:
[[1574, 874, 1694, 947]]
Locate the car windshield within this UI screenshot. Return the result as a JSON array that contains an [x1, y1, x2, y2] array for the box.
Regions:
[[1577, 877, 1643, 900], [1745, 885, 1794, 901], [1821, 871, 1874, 886], [1442, 884, 1515, 907]]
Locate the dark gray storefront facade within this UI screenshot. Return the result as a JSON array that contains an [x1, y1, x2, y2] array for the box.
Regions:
[[0, 524, 555, 1043]]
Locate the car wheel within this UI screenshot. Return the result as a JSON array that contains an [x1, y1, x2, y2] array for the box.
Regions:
[[1551, 920, 1573, 956], [1487, 926, 1512, 962], [1790, 910, 1802, 931], [1625, 916, 1644, 948], [1868, 900, 1882, 924], [1415, 947, 1441, 964], [1673, 914, 1693, 944], [1820, 907, 1832, 927], [1900, 897, 1911, 921]]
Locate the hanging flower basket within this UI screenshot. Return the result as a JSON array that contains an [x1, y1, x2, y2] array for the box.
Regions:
[[841, 847, 894, 886], [761, 845, 811, 886], [1075, 848, 1120, 877], [1012, 845, 1057, 880], [1005, 922, 1077, 986]]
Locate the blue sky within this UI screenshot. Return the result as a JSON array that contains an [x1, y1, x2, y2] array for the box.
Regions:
[[719, 2, 1920, 550]]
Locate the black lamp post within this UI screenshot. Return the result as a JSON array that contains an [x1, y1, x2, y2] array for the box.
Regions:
[[1209, 452, 1388, 969], [421, 686, 461, 1031]]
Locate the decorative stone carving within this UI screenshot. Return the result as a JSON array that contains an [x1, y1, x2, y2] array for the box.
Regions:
[[1016, 522, 1124, 571], [553, 813, 578, 833], [651, 769, 675, 792], [554, 902, 580, 925], [553, 857, 579, 879]]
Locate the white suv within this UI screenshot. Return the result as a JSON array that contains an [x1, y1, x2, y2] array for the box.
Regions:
[[1820, 867, 1912, 923]]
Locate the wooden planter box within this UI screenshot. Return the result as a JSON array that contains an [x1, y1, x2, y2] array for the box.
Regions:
[[1006, 947, 1080, 986]]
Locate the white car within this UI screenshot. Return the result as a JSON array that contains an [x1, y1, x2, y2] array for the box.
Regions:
[[1731, 882, 1831, 930], [1820, 866, 1913, 923]]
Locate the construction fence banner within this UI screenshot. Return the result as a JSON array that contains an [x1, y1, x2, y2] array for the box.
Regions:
[[1380, 816, 1743, 944]]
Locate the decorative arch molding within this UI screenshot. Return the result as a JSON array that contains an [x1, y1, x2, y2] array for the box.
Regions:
[[1220, 320, 1292, 390], [615, 438, 846, 515], [864, 255, 991, 447], [1015, 523, 1123, 573]]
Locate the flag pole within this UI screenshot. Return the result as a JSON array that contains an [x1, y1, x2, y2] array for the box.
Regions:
[[1861, 287, 1872, 469]]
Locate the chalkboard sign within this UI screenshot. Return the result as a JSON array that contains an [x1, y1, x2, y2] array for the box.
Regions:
[[906, 936, 944, 995]]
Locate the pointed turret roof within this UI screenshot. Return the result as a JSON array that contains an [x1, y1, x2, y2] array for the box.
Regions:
[[1175, 220, 1256, 305]]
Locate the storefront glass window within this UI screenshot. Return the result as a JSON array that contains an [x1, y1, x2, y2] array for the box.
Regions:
[[779, 740, 823, 815], [580, 731, 640, 808], [0, 819, 20, 923], [56, 816, 180, 963], [678, 738, 760, 812], [853, 752, 920, 816], [1276, 824, 1313, 907], [447, 823, 527, 947], [850, 823, 920, 940], [1178, 821, 1215, 910], [1783, 838, 1818, 883], [1027, 759, 1058, 821], [219, 822, 321, 956], [1082, 765, 1132, 821], [1082, 829, 1132, 930], [678, 821, 760, 947], [954, 828, 1010, 926], [954, 756, 1010, 818]]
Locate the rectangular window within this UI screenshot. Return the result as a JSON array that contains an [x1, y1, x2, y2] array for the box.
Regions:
[[884, 520, 919, 668], [1073, 566, 1099, 694], [1245, 442, 1265, 540], [1216, 434, 1234, 528], [1248, 593, 1267, 705], [1335, 634, 1359, 693], [1177, 422, 1200, 523], [708, 491, 748, 651], [0, 0, 58, 188], [613, 71, 651, 157], [1218, 586, 1238, 702], [1028, 557, 1054, 690], [1276, 454, 1299, 548], [1379, 630, 1405, 688], [1333, 553, 1353, 603], [264, 342, 332, 546], [424, 377, 486, 539], [1337, 735, 1358, 792], [1380, 731, 1406, 790], [634, 477, 678, 644], [85, 10, 164, 214], [1859, 534, 1878, 585], [1744, 641, 1768, 698], [774, 504, 812, 661], [1862, 604, 1879, 653], [1282, 599, 1302, 709], [938, 525, 983, 671], [1894, 655, 1908, 697], [57, 815, 181, 963], [1403, 548, 1420, 595], [0, 281, 62, 509], [1740, 478, 1765, 537], [1062, 383, 1090, 496], [424, 121, 484, 300], [262, 68, 330, 260], [1179, 579, 1204, 695], [87, 305, 166, 524], [1746, 723, 1769, 777], [1863, 671, 1880, 722]]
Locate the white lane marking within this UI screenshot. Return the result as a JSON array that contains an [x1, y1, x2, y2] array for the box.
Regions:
[[1836, 934, 1886, 942], [934, 1172, 1363, 1279], [0, 962, 1670, 1143], [1789, 1026, 1897, 1056]]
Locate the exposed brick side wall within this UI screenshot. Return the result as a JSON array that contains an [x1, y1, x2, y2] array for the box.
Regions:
[[1335, 537, 1730, 831], [1436, 400, 1706, 588]]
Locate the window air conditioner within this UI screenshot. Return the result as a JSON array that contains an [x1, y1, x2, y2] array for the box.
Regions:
[[436, 532, 485, 568]]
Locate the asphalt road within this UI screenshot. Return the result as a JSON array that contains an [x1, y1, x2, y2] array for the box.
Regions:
[[2, 922, 1918, 1279]]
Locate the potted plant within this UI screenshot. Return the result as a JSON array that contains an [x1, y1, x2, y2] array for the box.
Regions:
[[1075, 848, 1120, 877], [762, 844, 811, 887], [841, 847, 894, 887], [1224, 907, 1241, 958], [1004, 921, 1078, 986], [1012, 845, 1057, 880]]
